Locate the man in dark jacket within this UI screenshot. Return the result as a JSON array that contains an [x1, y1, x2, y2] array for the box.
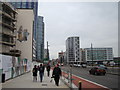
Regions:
[[52, 64, 62, 86], [46, 64, 51, 77], [38, 64, 44, 82], [32, 65, 38, 82]]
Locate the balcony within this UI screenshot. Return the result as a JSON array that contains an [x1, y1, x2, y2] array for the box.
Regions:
[[2, 2, 17, 14], [0, 21, 16, 30], [0, 49, 21, 57], [10, 49, 21, 57], [0, 10, 17, 21], [0, 41, 15, 46], [0, 32, 16, 37]]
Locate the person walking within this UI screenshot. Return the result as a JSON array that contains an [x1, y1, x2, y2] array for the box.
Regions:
[[38, 64, 44, 82], [43, 64, 45, 75], [46, 64, 51, 77], [52, 64, 62, 86], [32, 65, 38, 82]]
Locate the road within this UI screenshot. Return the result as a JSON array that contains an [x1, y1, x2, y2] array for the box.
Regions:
[[61, 65, 119, 90]]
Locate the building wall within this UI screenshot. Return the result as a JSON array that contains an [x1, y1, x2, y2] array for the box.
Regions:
[[16, 9, 34, 61], [84, 48, 113, 62], [66, 37, 80, 64]]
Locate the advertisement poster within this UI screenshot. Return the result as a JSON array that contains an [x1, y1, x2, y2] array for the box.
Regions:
[[2, 54, 12, 80]]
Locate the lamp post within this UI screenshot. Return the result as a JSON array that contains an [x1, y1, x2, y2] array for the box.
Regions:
[[47, 41, 49, 62], [91, 43, 93, 67]]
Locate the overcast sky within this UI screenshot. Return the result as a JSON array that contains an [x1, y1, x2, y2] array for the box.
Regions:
[[38, 1, 118, 59]]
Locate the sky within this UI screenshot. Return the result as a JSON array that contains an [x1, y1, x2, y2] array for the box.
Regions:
[[38, 1, 118, 59]]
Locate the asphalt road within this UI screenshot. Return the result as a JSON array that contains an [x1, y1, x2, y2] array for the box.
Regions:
[[61, 65, 119, 90]]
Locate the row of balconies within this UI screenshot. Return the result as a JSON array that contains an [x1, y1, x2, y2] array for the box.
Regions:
[[0, 2, 21, 57], [0, 48, 21, 57], [0, 20, 16, 30], [0, 10, 17, 21], [1, 2, 17, 18]]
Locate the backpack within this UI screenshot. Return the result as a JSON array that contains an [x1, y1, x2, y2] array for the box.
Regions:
[[39, 67, 43, 72]]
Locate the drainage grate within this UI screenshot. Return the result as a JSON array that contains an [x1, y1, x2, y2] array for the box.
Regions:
[[42, 83, 47, 86]]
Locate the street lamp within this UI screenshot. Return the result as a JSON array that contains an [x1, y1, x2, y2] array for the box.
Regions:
[[91, 43, 93, 67], [47, 41, 50, 61]]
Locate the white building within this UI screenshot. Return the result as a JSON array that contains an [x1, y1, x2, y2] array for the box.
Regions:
[[66, 37, 80, 64], [84, 48, 113, 64], [16, 9, 34, 67]]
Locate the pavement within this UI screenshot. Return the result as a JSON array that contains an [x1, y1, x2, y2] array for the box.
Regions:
[[2, 69, 69, 89]]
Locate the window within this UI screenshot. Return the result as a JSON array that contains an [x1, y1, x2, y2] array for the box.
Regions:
[[22, 2, 26, 8]]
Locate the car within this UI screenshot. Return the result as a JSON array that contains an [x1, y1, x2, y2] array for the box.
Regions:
[[61, 63, 64, 66], [89, 67, 106, 75], [98, 65, 107, 69], [82, 64, 87, 68], [77, 64, 81, 67], [73, 64, 77, 67]]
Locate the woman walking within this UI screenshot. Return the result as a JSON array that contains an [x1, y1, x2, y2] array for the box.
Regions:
[[32, 65, 38, 82]]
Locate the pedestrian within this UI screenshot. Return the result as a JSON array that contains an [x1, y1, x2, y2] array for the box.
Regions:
[[46, 64, 51, 77], [52, 64, 62, 86], [32, 65, 38, 82], [38, 64, 44, 82], [43, 64, 45, 75]]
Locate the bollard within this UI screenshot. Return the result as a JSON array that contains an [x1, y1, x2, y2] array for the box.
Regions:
[[78, 81, 82, 90], [2, 73, 5, 83]]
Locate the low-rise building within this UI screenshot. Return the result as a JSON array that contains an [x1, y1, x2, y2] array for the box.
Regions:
[[84, 47, 113, 64]]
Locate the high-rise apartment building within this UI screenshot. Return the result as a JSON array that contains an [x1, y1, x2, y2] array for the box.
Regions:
[[36, 16, 44, 61], [66, 37, 80, 64]]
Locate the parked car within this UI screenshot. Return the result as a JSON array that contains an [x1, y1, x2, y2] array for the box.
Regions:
[[73, 64, 77, 67], [77, 64, 81, 67], [61, 63, 64, 66], [82, 64, 87, 68], [89, 67, 106, 75], [98, 65, 107, 69]]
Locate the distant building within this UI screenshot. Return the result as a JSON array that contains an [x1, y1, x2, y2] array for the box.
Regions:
[[58, 51, 64, 64], [44, 49, 47, 59], [36, 16, 44, 61], [84, 48, 113, 64], [66, 37, 80, 64], [80, 48, 86, 63]]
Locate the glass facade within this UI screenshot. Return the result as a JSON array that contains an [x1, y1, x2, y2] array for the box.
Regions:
[[36, 16, 44, 60]]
